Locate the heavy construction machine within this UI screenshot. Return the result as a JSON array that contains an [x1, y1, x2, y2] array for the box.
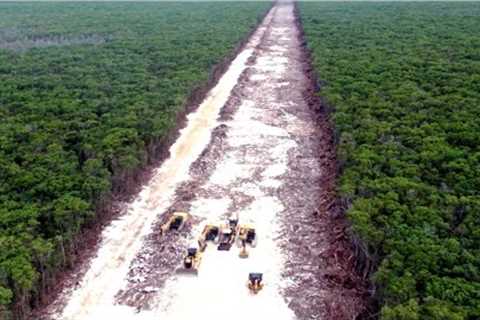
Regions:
[[248, 273, 264, 294], [217, 226, 235, 251], [217, 217, 239, 251], [198, 224, 220, 251], [176, 247, 202, 275], [237, 225, 257, 258], [228, 217, 239, 233], [160, 212, 190, 235]]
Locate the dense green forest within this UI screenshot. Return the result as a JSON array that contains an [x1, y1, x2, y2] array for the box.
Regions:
[[300, 2, 480, 319], [0, 2, 269, 318]]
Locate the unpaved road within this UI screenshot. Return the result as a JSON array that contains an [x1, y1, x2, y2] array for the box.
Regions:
[[41, 2, 365, 319]]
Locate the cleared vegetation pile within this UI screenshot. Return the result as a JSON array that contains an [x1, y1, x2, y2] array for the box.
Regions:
[[300, 2, 480, 319], [0, 2, 269, 318]]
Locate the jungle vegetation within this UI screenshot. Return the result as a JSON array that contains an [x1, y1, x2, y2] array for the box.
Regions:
[[0, 2, 269, 318], [300, 2, 480, 319]]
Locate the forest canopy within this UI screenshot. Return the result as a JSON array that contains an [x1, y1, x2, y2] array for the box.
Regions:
[[300, 2, 480, 319]]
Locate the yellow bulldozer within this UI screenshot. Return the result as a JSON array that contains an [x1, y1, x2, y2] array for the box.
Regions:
[[247, 273, 264, 294], [160, 211, 190, 235], [198, 224, 220, 252], [176, 247, 202, 275]]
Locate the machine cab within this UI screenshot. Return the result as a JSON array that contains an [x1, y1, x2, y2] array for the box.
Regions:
[[184, 247, 198, 269]]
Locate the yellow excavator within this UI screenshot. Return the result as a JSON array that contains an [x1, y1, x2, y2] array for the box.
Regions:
[[237, 225, 257, 258], [177, 247, 202, 275], [198, 224, 220, 252], [160, 212, 190, 235], [247, 273, 264, 294]]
